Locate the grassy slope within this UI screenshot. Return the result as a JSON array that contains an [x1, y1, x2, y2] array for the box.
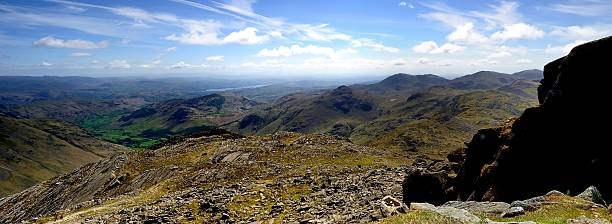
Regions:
[[0, 116, 125, 196]]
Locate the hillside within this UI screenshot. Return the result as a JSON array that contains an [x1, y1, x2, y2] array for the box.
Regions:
[[79, 93, 260, 148], [229, 72, 540, 158], [0, 115, 126, 196]]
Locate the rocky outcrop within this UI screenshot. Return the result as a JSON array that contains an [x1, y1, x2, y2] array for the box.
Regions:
[[452, 36, 612, 203]]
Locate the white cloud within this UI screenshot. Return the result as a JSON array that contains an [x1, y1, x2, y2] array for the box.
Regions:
[[398, 1, 414, 8], [70, 52, 91, 57], [545, 40, 587, 55], [412, 41, 438, 53], [475, 58, 498, 64], [40, 61, 52, 66], [90, 60, 99, 64], [34, 36, 109, 49], [166, 26, 269, 45], [420, 1, 521, 28], [413, 57, 453, 67], [257, 45, 338, 58], [106, 60, 131, 69], [140, 59, 161, 68], [390, 58, 407, 66], [206, 55, 224, 61], [487, 51, 511, 58], [350, 38, 400, 53], [432, 43, 465, 54], [168, 61, 210, 69], [418, 12, 473, 28], [412, 41, 465, 54], [515, 59, 532, 64], [165, 47, 177, 52], [241, 59, 287, 68], [470, 1, 522, 25], [491, 23, 544, 41], [223, 27, 269, 45], [65, 5, 86, 13], [487, 45, 527, 58], [447, 22, 488, 44], [337, 48, 358, 54], [268, 30, 284, 38], [294, 24, 352, 41], [550, 25, 612, 41]]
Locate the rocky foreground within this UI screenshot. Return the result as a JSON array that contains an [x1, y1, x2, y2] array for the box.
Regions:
[[0, 131, 415, 223]]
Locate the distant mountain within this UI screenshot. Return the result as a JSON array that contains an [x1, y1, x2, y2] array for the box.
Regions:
[[80, 93, 259, 148], [363, 73, 449, 95], [228, 72, 539, 158], [448, 71, 517, 90], [512, 69, 543, 81], [0, 115, 126, 196]]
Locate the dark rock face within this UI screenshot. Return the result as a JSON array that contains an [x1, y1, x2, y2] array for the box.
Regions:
[[453, 36, 612, 203], [402, 165, 456, 206]]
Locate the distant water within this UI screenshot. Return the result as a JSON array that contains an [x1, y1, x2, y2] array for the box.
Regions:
[[202, 84, 268, 92]]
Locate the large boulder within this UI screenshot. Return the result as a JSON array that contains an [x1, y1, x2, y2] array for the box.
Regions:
[[453, 36, 612, 203]]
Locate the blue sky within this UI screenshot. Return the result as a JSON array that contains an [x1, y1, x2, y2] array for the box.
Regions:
[[0, 0, 610, 78]]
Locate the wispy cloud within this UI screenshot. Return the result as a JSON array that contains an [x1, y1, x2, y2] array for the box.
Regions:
[[550, 25, 612, 40], [106, 60, 131, 69], [350, 38, 400, 53], [169, 0, 352, 42], [549, 0, 612, 17], [206, 55, 224, 61], [167, 61, 209, 69], [34, 36, 109, 49], [70, 52, 91, 57]]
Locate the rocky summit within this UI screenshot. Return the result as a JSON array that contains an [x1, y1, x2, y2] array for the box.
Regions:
[[398, 37, 612, 222]]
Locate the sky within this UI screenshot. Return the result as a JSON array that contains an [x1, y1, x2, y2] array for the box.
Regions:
[[0, 0, 611, 78]]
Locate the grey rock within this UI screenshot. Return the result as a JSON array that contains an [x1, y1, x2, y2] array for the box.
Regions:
[[501, 206, 525, 218], [436, 206, 482, 224], [443, 201, 511, 215], [576, 186, 607, 206]]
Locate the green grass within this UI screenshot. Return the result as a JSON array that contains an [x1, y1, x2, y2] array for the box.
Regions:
[[76, 112, 169, 149], [487, 195, 612, 224], [375, 211, 457, 224]]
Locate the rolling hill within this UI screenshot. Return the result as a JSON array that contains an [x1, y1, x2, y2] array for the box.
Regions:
[[228, 71, 542, 158]]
